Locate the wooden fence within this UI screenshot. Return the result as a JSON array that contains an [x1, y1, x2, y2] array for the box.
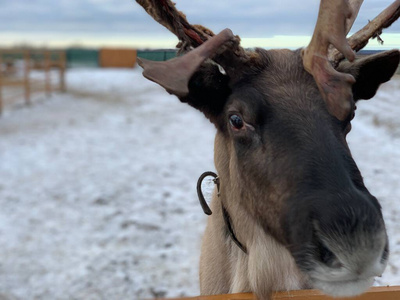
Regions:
[[0, 49, 66, 114], [160, 286, 400, 300]]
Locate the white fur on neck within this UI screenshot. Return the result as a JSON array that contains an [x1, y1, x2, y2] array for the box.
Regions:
[[230, 223, 306, 298]]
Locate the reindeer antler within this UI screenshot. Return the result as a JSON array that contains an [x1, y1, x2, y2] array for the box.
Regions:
[[345, 0, 364, 35], [302, 0, 362, 121], [136, 0, 213, 49], [137, 0, 400, 119], [303, 0, 400, 121], [331, 0, 400, 65]]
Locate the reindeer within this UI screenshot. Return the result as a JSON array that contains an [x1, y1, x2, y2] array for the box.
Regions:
[[135, 0, 400, 299]]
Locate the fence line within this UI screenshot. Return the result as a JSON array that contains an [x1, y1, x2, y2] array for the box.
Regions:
[[0, 49, 66, 114]]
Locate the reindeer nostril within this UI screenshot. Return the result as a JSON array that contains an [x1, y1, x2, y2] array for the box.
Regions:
[[318, 241, 342, 268]]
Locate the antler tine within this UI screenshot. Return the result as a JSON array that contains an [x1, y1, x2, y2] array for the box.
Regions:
[[136, 0, 247, 56], [303, 0, 362, 121], [327, 0, 364, 64], [345, 0, 364, 35], [331, 0, 400, 66], [136, 0, 218, 51]]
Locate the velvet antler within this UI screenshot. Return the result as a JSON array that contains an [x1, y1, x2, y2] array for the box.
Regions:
[[303, 0, 400, 121], [136, 0, 212, 49], [331, 0, 400, 65], [302, 0, 361, 121]]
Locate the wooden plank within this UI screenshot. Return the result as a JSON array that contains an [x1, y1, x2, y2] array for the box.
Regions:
[[0, 49, 26, 54], [99, 48, 136, 68], [44, 50, 51, 97], [24, 50, 31, 105], [0, 54, 3, 114], [59, 50, 66, 92], [159, 286, 400, 300], [2, 79, 26, 87]]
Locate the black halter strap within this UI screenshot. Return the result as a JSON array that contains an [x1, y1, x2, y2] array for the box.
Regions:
[[196, 171, 247, 254]]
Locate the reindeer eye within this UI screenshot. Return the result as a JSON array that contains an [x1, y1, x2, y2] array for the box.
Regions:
[[229, 114, 244, 130]]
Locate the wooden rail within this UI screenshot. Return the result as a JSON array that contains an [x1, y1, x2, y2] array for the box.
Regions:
[[0, 54, 2, 113], [160, 286, 400, 300], [0, 49, 66, 114]]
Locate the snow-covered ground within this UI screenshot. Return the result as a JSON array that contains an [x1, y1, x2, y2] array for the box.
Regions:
[[0, 68, 399, 300]]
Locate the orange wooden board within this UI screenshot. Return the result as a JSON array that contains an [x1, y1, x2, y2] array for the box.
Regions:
[[158, 286, 400, 300], [99, 48, 137, 68], [2, 79, 25, 87]]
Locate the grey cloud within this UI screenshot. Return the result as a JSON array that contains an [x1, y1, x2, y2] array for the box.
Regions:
[[0, 0, 398, 40]]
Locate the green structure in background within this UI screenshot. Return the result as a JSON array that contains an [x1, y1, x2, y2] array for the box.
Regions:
[[64, 49, 176, 67], [137, 50, 176, 61], [1, 52, 23, 61], [66, 48, 99, 68]]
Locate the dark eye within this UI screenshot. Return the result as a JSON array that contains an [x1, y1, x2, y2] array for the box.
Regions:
[[229, 114, 244, 130]]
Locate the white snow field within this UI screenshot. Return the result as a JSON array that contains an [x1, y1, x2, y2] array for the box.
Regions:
[[0, 68, 399, 300]]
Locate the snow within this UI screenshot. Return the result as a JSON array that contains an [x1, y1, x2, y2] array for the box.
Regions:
[[0, 68, 399, 299]]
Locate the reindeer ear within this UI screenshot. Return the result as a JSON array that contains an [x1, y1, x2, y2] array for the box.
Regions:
[[338, 50, 400, 101], [181, 62, 231, 122], [138, 29, 234, 123], [137, 28, 232, 98]]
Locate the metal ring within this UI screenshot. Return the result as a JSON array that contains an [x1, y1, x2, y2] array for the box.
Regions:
[[196, 171, 219, 215]]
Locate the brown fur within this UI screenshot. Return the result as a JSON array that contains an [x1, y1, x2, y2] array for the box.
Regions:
[[139, 29, 399, 300], [195, 49, 398, 299]]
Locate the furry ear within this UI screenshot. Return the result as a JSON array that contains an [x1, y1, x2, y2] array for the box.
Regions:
[[137, 29, 234, 123], [137, 29, 234, 97], [181, 63, 231, 123], [338, 49, 400, 101]]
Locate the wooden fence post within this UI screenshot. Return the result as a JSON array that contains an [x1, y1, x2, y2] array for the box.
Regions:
[[59, 51, 66, 92], [45, 50, 51, 97], [24, 50, 31, 105]]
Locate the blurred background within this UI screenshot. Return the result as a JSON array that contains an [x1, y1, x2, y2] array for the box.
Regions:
[[0, 0, 399, 299]]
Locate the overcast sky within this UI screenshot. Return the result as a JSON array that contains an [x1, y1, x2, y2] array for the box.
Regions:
[[1, 0, 400, 49]]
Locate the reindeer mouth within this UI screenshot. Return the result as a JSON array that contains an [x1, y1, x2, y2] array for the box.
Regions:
[[311, 276, 375, 297]]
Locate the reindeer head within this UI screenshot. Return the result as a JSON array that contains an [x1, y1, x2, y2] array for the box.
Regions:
[[136, 0, 400, 297]]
